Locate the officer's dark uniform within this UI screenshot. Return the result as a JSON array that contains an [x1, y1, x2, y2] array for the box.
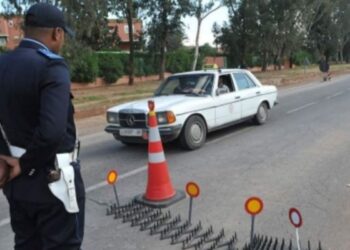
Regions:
[[0, 4, 85, 250]]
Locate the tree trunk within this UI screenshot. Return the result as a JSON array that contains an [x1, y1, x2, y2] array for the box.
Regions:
[[126, 0, 134, 86], [339, 42, 344, 64], [160, 42, 166, 80], [159, 2, 168, 80], [261, 51, 268, 72], [192, 18, 202, 71]]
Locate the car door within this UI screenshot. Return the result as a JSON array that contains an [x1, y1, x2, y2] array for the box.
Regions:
[[214, 74, 242, 126], [233, 72, 261, 117]]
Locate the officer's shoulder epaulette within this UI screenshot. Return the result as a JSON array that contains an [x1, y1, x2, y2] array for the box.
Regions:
[[37, 48, 63, 60]]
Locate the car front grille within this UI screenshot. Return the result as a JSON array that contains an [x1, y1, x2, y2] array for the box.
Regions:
[[119, 112, 147, 128]]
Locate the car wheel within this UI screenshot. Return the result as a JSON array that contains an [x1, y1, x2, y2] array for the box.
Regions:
[[254, 102, 269, 125], [180, 116, 207, 150]]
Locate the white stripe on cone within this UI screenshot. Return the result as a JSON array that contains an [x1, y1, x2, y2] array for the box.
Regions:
[[148, 127, 161, 142], [149, 152, 166, 163]]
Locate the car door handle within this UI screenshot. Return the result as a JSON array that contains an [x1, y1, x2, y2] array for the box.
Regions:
[[256, 91, 261, 95], [235, 96, 241, 100]]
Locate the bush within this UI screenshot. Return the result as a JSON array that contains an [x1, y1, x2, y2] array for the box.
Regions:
[[166, 48, 193, 73], [63, 43, 98, 83], [97, 53, 124, 84], [293, 50, 314, 66], [71, 51, 98, 83]]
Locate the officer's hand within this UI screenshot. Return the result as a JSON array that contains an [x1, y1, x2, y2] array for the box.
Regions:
[[0, 158, 10, 188], [0, 155, 21, 181]]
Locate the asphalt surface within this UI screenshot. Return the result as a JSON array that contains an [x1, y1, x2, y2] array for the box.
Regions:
[[1, 75, 350, 249]]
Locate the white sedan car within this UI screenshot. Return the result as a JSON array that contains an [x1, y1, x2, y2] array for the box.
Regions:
[[105, 69, 278, 150]]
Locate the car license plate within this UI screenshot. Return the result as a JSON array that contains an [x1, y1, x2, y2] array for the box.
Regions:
[[120, 128, 143, 137]]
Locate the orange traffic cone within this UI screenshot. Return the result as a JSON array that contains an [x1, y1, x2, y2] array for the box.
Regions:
[[134, 100, 185, 208]]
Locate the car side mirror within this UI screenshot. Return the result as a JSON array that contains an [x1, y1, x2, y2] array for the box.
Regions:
[[216, 89, 220, 96]]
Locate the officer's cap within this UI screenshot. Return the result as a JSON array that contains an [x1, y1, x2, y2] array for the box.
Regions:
[[25, 3, 74, 38]]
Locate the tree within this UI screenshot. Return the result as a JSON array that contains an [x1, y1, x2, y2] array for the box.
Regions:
[[189, 0, 223, 70], [110, 0, 141, 85], [307, 1, 338, 61], [141, 0, 190, 80], [215, 0, 256, 68], [333, 0, 350, 63], [1, 0, 113, 50]]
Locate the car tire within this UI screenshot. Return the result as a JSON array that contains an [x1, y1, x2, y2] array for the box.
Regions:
[[180, 115, 207, 150], [254, 102, 269, 125]]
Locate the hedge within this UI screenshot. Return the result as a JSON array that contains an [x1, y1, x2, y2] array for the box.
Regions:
[[70, 51, 98, 83], [67, 48, 215, 83], [97, 53, 124, 84]]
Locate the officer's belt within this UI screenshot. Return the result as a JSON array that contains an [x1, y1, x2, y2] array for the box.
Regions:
[[9, 144, 79, 214], [9, 145, 78, 162]]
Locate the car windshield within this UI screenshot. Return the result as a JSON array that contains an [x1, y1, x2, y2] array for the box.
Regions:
[[155, 74, 214, 96]]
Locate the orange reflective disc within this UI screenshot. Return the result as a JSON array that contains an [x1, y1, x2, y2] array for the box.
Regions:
[[245, 197, 263, 215], [186, 182, 200, 198], [107, 170, 118, 185]]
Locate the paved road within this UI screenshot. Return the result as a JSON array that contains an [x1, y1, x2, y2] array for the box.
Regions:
[[1, 75, 350, 249]]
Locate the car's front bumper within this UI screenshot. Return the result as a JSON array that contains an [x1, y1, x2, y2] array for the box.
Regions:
[[105, 124, 183, 143]]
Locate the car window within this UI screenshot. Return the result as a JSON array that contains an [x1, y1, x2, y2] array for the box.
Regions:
[[246, 75, 257, 88], [155, 74, 214, 96], [218, 74, 235, 95], [233, 73, 253, 90]]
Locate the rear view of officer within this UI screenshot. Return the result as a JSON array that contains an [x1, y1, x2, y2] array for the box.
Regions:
[[0, 3, 85, 250]]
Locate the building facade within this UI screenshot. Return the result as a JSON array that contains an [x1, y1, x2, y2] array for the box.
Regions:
[[108, 19, 142, 51]]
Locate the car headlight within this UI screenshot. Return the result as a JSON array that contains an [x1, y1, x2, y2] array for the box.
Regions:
[[107, 112, 119, 124], [157, 111, 176, 125]]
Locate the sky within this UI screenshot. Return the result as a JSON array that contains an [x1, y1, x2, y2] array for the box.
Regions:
[[182, 5, 229, 47]]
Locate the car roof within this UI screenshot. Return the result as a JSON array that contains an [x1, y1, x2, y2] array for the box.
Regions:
[[171, 68, 250, 77]]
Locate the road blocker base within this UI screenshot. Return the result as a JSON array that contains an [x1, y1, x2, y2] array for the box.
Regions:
[[134, 190, 186, 208]]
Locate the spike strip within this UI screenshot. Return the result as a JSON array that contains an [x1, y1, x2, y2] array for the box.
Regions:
[[161, 220, 191, 240], [140, 211, 171, 231], [171, 222, 203, 245], [131, 209, 162, 227], [150, 215, 181, 235]]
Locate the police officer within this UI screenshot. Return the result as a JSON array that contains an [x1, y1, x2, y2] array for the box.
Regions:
[[0, 3, 85, 250]]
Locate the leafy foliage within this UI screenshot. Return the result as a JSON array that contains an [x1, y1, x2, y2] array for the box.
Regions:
[[63, 42, 98, 83], [97, 53, 124, 84], [166, 48, 193, 73]]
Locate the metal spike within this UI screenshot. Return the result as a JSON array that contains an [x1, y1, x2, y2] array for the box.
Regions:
[[318, 241, 322, 250], [288, 239, 292, 250], [273, 237, 278, 250], [281, 238, 285, 250]]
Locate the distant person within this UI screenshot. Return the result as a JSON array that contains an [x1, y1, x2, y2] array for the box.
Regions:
[[319, 56, 331, 81]]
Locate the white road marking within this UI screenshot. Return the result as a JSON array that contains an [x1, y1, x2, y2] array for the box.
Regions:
[[86, 165, 147, 193], [286, 102, 316, 114], [326, 91, 344, 100], [0, 165, 148, 228]]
